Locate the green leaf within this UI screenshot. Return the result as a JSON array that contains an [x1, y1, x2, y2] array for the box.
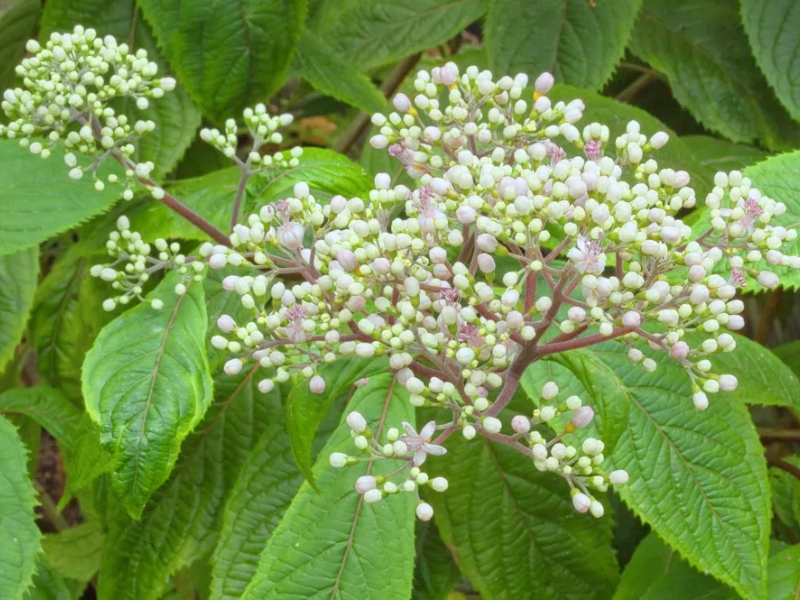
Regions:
[[682, 333, 800, 411], [0, 141, 122, 256], [412, 521, 460, 600], [485, 0, 640, 90], [773, 342, 800, 380], [0, 0, 41, 100], [241, 374, 416, 599], [131, 148, 374, 241], [81, 272, 213, 518], [741, 0, 800, 124], [293, 30, 388, 114], [595, 342, 770, 600], [96, 367, 285, 600], [545, 349, 631, 454], [548, 84, 714, 192], [23, 556, 75, 600], [427, 433, 619, 600], [0, 245, 38, 372], [210, 422, 304, 600], [683, 136, 768, 186], [287, 355, 389, 489], [767, 544, 800, 600], [40, 0, 201, 179], [629, 0, 800, 150], [315, 0, 489, 70], [739, 150, 800, 291], [0, 413, 42, 600], [138, 0, 307, 123], [41, 521, 103, 584], [613, 533, 733, 600], [0, 387, 81, 451]]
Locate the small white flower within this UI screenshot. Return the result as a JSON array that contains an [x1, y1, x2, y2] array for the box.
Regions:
[[401, 421, 447, 465]]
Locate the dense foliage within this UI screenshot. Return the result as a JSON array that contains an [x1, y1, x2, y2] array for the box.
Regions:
[[3, 1, 800, 600]]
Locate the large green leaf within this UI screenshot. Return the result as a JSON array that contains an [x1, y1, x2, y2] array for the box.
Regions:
[[0, 0, 41, 101], [0, 141, 122, 256], [629, 0, 800, 150], [682, 136, 768, 185], [40, 0, 201, 179], [287, 355, 389, 489], [412, 521, 461, 600], [595, 342, 770, 600], [0, 245, 37, 372], [485, 0, 640, 90], [767, 544, 800, 600], [427, 433, 619, 600], [293, 30, 388, 114], [41, 521, 103, 585], [773, 342, 800, 380], [545, 349, 631, 454], [241, 374, 416, 599], [0, 387, 81, 451], [138, 0, 306, 123], [0, 413, 42, 600], [131, 148, 375, 240], [23, 556, 76, 600], [315, 0, 489, 70], [81, 272, 213, 518], [613, 533, 734, 600], [209, 423, 303, 600], [97, 367, 284, 600], [741, 0, 800, 123]]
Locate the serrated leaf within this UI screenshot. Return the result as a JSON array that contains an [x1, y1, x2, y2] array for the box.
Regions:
[[613, 533, 734, 600], [287, 355, 389, 489], [138, 0, 306, 123], [767, 544, 800, 600], [682, 333, 800, 411], [41, 521, 103, 584], [0, 413, 42, 600], [0, 387, 81, 451], [595, 342, 770, 600], [210, 422, 303, 600], [40, 0, 201, 178], [427, 433, 619, 600], [23, 556, 75, 600], [545, 349, 630, 454], [82, 272, 213, 518], [130, 148, 374, 241], [741, 0, 800, 124], [293, 30, 388, 114], [0, 245, 37, 372], [242, 374, 416, 599], [315, 0, 488, 71], [629, 0, 800, 150], [485, 0, 640, 90], [0, 0, 41, 101], [0, 141, 122, 256], [97, 366, 285, 600], [683, 135, 768, 185], [412, 520, 460, 600]]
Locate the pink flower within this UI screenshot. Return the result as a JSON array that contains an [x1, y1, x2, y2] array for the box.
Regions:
[[584, 140, 602, 163], [401, 421, 447, 465]]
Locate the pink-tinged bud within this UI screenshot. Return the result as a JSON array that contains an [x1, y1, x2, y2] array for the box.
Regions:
[[573, 492, 591, 513], [222, 275, 238, 291], [346, 411, 367, 433], [392, 93, 411, 112], [719, 374, 738, 391], [568, 307, 586, 323], [688, 265, 706, 283], [348, 295, 366, 312], [609, 470, 629, 485], [477, 253, 496, 274], [511, 415, 531, 434], [372, 257, 390, 275], [217, 314, 235, 333], [354, 378, 369, 387], [535, 72, 554, 95], [660, 226, 681, 244], [757, 271, 779, 288], [477, 233, 497, 253], [224, 358, 242, 376], [355, 475, 377, 494], [370, 134, 388, 149], [456, 205, 476, 224], [650, 132, 669, 149], [336, 249, 359, 272], [572, 406, 595, 428], [673, 171, 690, 188], [670, 341, 690, 360], [621, 311, 641, 328], [416, 502, 434, 521], [309, 376, 326, 394], [727, 315, 745, 330], [277, 222, 305, 250], [507, 311, 524, 329]]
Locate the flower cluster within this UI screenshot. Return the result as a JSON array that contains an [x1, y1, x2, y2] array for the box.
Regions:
[[89, 216, 204, 310], [0, 26, 175, 196], [202, 61, 800, 515]]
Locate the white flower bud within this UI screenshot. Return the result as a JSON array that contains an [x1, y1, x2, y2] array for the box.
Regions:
[[364, 489, 383, 504], [329, 452, 347, 468], [572, 406, 594, 428], [650, 132, 669, 149], [224, 358, 242, 375], [483, 417, 502, 434], [431, 477, 449, 492], [609, 470, 629, 485], [541, 381, 558, 400], [693, 391, 709, 410], [309, 376, 326, 394], [511, 415, 530, 434], [719, 374, 738, 391], [416, 502, 434, 521], [535, 72, 554, 94], [346, 411, 367, 433], [355, 475, 377, 494], [573, 493, 591, 513], [589, 500, 605, 518]]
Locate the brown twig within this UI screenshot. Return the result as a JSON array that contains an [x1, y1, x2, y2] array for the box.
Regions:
[[616, 71, 659, 104], [769, 457, 800, 482]]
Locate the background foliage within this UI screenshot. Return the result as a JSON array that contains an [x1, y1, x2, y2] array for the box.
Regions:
[[4, 0, 800, 599]]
